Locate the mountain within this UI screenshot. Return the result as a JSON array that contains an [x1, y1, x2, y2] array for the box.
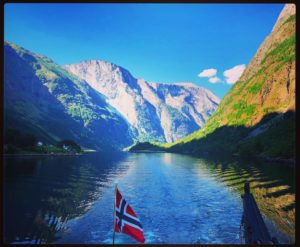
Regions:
[[4, 42, 133, 151], [64, 61, 219, 143], [130, 4, 295, 159]]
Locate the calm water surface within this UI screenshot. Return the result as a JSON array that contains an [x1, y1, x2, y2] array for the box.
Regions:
[[3, 152, 295, 244]]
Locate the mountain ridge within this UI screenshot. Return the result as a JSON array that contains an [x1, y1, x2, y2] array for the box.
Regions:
[[129, 4, 295, 160], [64, 60, 219, 143], [4, 41, 219, 150], [4, 41, 134, 151]]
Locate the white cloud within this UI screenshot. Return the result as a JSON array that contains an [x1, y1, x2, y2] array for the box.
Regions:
[[198, 68, 217, 78], [208, 76, 221, 83], [223, 64, 246, 84]]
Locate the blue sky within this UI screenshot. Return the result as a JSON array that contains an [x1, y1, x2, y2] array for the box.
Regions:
[[4, 3, 284, 99]]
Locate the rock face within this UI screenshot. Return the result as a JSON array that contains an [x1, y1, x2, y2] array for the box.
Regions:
[[162, 4, 295, 159], [4, 42, 133, 150], [240, 4, 295, 86], [64, 61, 219, 142], [224, 3, 295, 126]]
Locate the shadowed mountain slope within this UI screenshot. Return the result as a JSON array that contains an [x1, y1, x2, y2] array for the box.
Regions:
[[4, 42, 133, 151], [129, 4, 296, 160]]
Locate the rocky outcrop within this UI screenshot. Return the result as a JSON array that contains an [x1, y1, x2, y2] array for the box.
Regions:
[[240, 4, 295, 84]]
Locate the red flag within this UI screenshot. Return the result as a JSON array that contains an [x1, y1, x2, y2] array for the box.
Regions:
[[114, 188, 145, 243]]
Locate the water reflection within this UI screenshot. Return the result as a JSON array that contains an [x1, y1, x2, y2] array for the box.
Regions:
[[3, 152, 129, 244], [191, 155, 295, 242], [3, 152, 295, 244]]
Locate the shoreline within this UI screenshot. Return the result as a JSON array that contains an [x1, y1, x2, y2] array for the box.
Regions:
[[2, 149, 98, 157], [128, 150, 166, 153], [2, 153, 83, 157], [3, 150, 295, 167], [128, 149, 295, 166]]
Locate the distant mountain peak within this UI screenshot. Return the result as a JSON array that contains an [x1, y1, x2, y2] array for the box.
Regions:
[[65, 60, 219, 143], [65, 59, 130, 74]]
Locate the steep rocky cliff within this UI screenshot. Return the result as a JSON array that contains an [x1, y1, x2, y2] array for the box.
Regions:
[[204, 4, 295, 130], [134, 4, 295, 159], [64, 61, 219, 142]]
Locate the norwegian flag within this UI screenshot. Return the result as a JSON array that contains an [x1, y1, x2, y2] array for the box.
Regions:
[[114, 187, 145, 243]]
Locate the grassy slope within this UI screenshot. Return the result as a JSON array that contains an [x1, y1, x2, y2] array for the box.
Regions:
[[130, 14, 295, 159], [4, 42, 133, 150]]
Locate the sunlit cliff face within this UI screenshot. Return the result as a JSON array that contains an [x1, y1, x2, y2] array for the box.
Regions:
[[64, 61, 219, 143]]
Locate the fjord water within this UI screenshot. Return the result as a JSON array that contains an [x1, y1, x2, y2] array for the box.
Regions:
[[4, 153, 294, 244]]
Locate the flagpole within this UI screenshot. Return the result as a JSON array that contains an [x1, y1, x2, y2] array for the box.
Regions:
[[112, 183, 117, 245]]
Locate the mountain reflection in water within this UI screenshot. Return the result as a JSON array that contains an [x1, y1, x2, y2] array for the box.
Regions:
[[4, 152, 128, 244], [193, 155, 295, 242], [3, 152, 294, 244]]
